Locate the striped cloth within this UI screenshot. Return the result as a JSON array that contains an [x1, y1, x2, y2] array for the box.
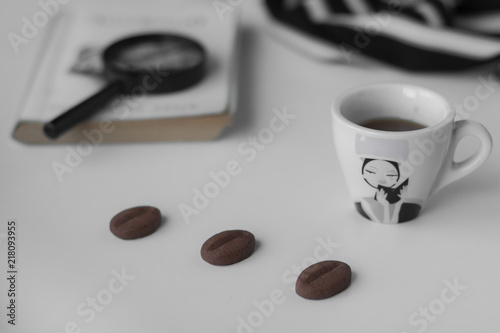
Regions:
[[264, 0, 500, 70]]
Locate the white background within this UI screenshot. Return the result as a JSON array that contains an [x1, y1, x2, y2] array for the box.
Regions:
[[1, 1, 499, 333]]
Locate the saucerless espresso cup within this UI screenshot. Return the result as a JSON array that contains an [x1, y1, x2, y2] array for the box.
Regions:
[[332, 84, 492, 224]]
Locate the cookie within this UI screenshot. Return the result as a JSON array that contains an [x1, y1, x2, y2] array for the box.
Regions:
[[201, 230, 255, 266], [296, 260, 351, 300], [110, 206, 161, 240]]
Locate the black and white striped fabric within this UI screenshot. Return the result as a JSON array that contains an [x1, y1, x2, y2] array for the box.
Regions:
[[264, 0, 500, 70]]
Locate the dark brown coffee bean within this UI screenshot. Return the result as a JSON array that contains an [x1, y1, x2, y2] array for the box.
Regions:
[[295, 260, 351, 300], [201, 230, 255, 266], [110, 206, 161, 240]]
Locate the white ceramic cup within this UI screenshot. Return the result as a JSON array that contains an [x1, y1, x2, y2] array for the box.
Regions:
[[332, 83, 493, 224]]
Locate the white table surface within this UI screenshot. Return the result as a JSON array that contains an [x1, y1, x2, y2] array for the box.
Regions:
[[1, 1, 499, 333]]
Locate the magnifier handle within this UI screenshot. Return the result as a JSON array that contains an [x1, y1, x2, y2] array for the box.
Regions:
[[43, 80, 126, 139]]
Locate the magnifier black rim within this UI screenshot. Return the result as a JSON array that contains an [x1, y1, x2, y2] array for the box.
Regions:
[[103, 33, 207, 75]]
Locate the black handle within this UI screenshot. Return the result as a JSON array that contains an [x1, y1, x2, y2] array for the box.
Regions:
[[43, 80, 126, 139]]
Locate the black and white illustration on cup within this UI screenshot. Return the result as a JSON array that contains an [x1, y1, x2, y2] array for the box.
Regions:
[[354, 135, 422, 223]]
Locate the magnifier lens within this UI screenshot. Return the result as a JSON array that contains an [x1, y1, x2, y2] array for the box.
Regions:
[[114, 40, 206, 71], [105, 34, 207, 94]]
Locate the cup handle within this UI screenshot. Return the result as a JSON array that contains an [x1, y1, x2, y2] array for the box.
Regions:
[[430, 120, 493, 195]]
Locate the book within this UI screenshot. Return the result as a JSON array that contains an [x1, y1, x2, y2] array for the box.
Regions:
[[375, 179, 409, 204], [12, 1, 239, 144]]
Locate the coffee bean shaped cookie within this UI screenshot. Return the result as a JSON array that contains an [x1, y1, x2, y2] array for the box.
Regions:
[[110, 206, 161, 240], [296, 260, 351, 300], [201, 230, 255, 265]]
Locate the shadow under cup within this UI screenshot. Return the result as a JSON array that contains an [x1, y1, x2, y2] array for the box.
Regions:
[[333, 84, 457, 224]]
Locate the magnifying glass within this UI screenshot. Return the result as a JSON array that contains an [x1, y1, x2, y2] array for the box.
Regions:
[[43, 33, 207, 139]]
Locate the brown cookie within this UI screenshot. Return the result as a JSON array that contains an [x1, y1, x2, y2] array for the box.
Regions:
[[201, 230, 255, 266], [296, 260, 351, 300], [110, 206, 161, 240]]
